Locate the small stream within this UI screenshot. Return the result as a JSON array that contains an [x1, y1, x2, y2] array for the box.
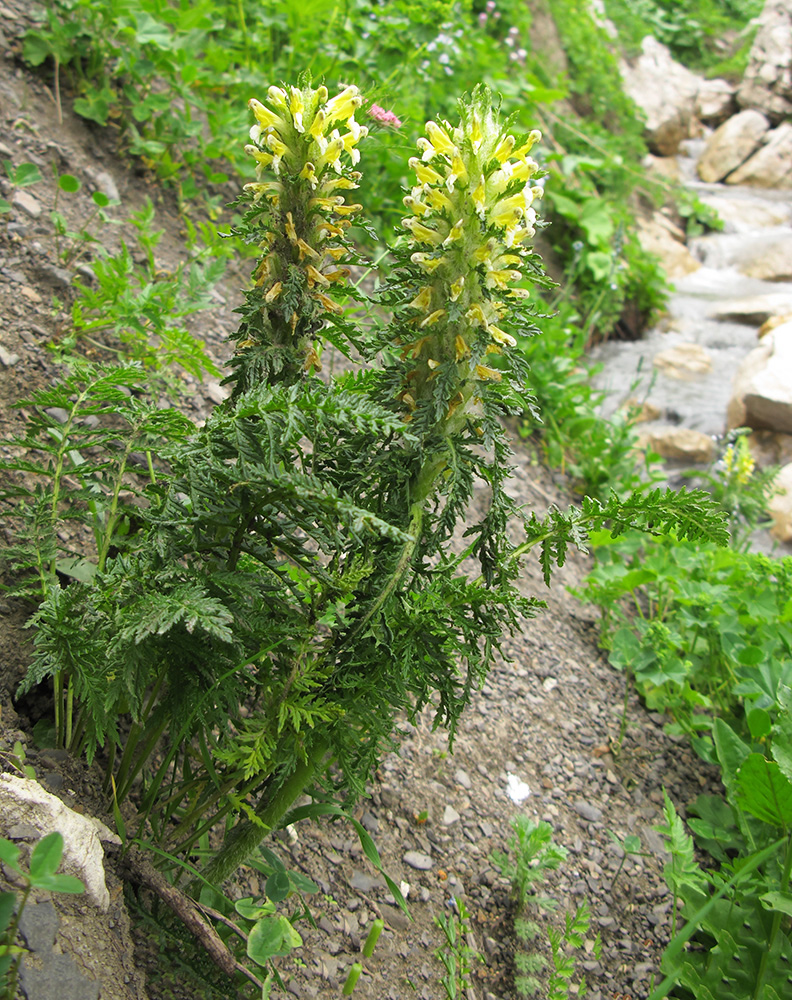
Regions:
[[590, 140, 792, 440]]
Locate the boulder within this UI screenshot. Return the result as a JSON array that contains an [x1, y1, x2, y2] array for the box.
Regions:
[[727, 321, 792, 433], [727, 122, 792, 188], [695, 78, 737, 124], [769, 462, 792, 542], [636, 212, 700, 278], [759, 311, 792, 337], [653, 343, 712, 380], [713, 293, 792, 325], [620, 36, 702, 155], [693, 191, 790, 233], [739, 237, 792, 281], [736, 0, 792, 122], [696, 109, 770, 183], [640, 427, 715, 463]]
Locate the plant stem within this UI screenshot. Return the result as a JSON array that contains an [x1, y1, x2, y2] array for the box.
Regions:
[[753, 832, 792, 999], [189, 736, 330, 893]]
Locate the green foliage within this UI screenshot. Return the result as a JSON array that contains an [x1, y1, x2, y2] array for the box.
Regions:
[[434, 897, 481, 1000], [603, 0, 763, 74], [490, 816, 568, 908], [0, 832, 84, 1000]]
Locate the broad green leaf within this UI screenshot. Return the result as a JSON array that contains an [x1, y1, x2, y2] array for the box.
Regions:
[[747, 707, 772, 741], [56, 557, 97, 583], [0, 892, 15, 934], [247, 915, 302, 965], [288, 870, 318, 894], [31, 873, 84, 894], [759, 890, 792, 917], [737, 754, 792, 827], [91, 190, 111, 207], [29, 831, 64, 880], [713, 717, 751, 796], [234, 897, 275, 920], [14, 162, 42, 187], [57, 174, 80, 193], [265, 871, 291, 903], [0, 839, 22, 874]]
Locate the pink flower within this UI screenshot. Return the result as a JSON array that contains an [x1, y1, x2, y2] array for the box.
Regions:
[[478, 11, 487, 26], [368, 104, 403, 129]]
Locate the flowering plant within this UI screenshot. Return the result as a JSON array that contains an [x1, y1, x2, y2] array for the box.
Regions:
[[13, 80, 728, 896]]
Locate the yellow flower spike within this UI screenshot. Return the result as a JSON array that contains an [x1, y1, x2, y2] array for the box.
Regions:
[[401, 392, 416, 411], [513, 130, 542, 159], [242, 182, 267, 202], [475, 364, 502, 381], [249, 98, 283, 130], [416, 137, 437, 162], [323, 85, 362, 123], [530, 185, 544, 202], [317, 222, 345, 239], [425, 120, 457, 156], [306, 264, 330, 288], [445, 153, 468, 192], [465, 303, 488, 327], [297, 238, 321, 261], [410, 252, 445, 273], [423, 187, 453, 213], [486, 268, 522, 290], [333, 203, 362, 216], [299, 161, 318, 186], [487, 324, 517, 347], [419, 309, 446, 328], [454, 335, 470, 360], [267, 86, 288, 109], [486, 344, 503, 354], [426, 358, 440, 370], [309, 109, 327, 139], [508, 158, 539, 184], [323, 176, 359, 192], [265, 133, 287, 157], [469, 112, 483, 153], [403, 195, 430, 218], [325, 246, 347, 260], [408, 286, 433, 311], [473, 239, 498, 263], [408, 158, 445, 187], [264, 281, 283, 302], [303, 347, 322, 372], [505, 287, 532, 299], [285, 212, 298, 245], [317, 136, 345, 172], [317, 85, 328, 103], [472, 178, 486, 219], [449, 276, 465, 301], [313, 291, 344, 315], [402, 217, 443, 245], [442, 220, 465, 246], [289, 87, 305, 131], [494, 135, 515, 163]]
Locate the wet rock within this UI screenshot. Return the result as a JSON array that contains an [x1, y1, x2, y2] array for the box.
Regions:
[[653, 343, 712, 380], [769, 462, 792, 542], [713, 293, 792, 325], [12, 189, 42, 218], [740, 236, 792, 280], [736, 0, 792, 122], [403, 850, 433, 870], [620, 37, 701, 155], [728, 322, 792, 433], [696, 109, 770, 183], [728, 122, 792, 188]]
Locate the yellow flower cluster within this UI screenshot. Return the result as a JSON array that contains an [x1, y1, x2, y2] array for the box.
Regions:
[[239, 82, 368, 368], [396, 90, 543, 422]]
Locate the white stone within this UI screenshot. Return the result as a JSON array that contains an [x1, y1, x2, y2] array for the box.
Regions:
[[620, 37, 702, 155], [0, 774, 120, 910], [505, 773, 531, 804], [696, 109, 770, 183], [736, 0, 792, 121], [695, 78, 736, 124], [728, 323, 792, 433], [727, 122, 792, 188], [643, 427, 715, 463], [636, 212, 700, 278], [12, 190, 42, 219], [769, 463, 792, 542], [653, 343, 712, 380], [740, 238, 792, 281], [713, 293, 792, 325], [442, 805, 460, 826]]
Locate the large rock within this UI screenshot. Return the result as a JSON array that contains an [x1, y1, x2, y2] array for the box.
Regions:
[[653, 343, 712, 379], [727, 321, 792, 432], [748, 429, 792, 467], [713, 293, 792, 325], [736, 0, 792, 122], [769, 462, 792, 542], [640, 427, 715, 463], [693, 191, 791, 233], [740, 237, 792, 281], [727, 122, 792, 188], [696, 109, 770, 182], [695, 78, 736, 124], [621, 36, 702, 155], [636, 212, 700, 278], [0, 774, 119, 910]]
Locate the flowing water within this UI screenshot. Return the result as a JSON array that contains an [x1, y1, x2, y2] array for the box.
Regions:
[[590, 140, 792, 440]]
